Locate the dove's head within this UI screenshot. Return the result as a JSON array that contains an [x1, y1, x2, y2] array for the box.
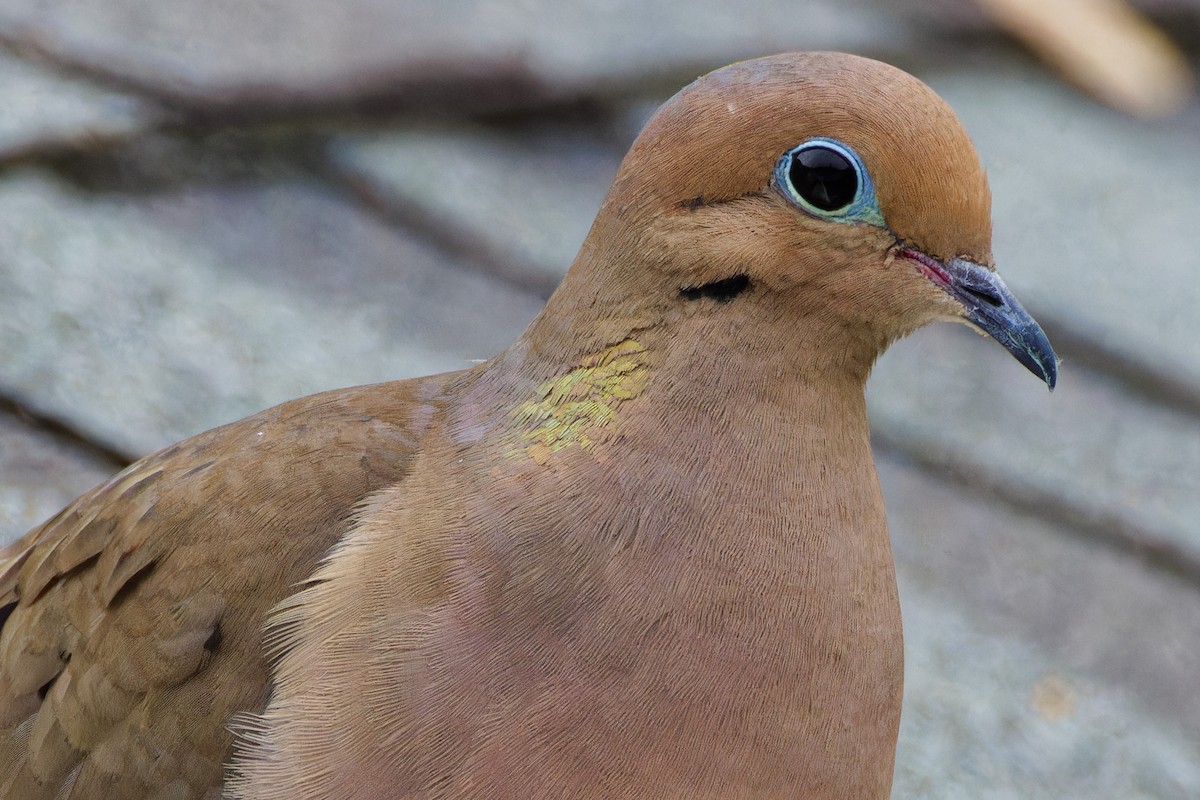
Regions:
[[568, 51, 1056, 388]]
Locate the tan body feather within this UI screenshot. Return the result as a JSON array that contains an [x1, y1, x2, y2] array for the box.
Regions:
[[0, 381, 441, 797]]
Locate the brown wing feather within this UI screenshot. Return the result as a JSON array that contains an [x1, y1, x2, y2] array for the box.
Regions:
[[0, 375, 450, 799]]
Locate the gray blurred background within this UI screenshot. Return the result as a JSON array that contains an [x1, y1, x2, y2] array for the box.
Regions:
[[1, 1, 1198, 797]]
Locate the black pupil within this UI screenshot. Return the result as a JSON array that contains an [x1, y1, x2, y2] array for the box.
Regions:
[[788, 146, 857, 211]]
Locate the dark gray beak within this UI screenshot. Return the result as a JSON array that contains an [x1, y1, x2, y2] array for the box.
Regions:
[[902, 249, 1058, 389], [942, 257, 1058, 389]]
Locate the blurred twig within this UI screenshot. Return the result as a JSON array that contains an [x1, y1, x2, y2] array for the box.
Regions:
[[978, 0, 1194, 117]]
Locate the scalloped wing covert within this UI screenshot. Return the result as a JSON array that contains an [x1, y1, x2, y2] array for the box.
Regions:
[[0, 377, 448, 799]]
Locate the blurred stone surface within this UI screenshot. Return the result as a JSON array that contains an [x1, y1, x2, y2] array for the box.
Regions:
[[329, 124, 622, 293], [882, 457, 1200, 775], [0, 0, 914, 107], [0, 413, 116, 544], [896, 586, 1199, 799], [870, 322, 1200, 562], [0, 47, 151, 161], [0, 169, 542, 455]]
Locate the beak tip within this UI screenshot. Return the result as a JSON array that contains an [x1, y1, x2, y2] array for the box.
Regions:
[[1021, 332, 1058, 391], [1020, 350, 1058, 391]]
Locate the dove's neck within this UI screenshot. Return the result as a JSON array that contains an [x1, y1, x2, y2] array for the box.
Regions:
[[489, 293, 903, 798]]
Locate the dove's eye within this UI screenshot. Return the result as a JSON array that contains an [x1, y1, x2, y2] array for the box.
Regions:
[[775, 138, 884, 227]]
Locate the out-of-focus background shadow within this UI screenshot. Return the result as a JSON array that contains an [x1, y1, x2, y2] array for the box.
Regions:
[[0, 1, 1197, 796]]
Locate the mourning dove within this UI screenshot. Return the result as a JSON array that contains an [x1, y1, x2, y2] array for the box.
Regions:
[[0, 52, 1057, 799]]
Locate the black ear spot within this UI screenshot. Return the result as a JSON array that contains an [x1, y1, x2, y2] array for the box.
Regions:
[[680, 274, 751, 303]]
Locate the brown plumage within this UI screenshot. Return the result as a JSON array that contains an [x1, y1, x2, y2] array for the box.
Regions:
[[0, 52, 1056, 799]]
